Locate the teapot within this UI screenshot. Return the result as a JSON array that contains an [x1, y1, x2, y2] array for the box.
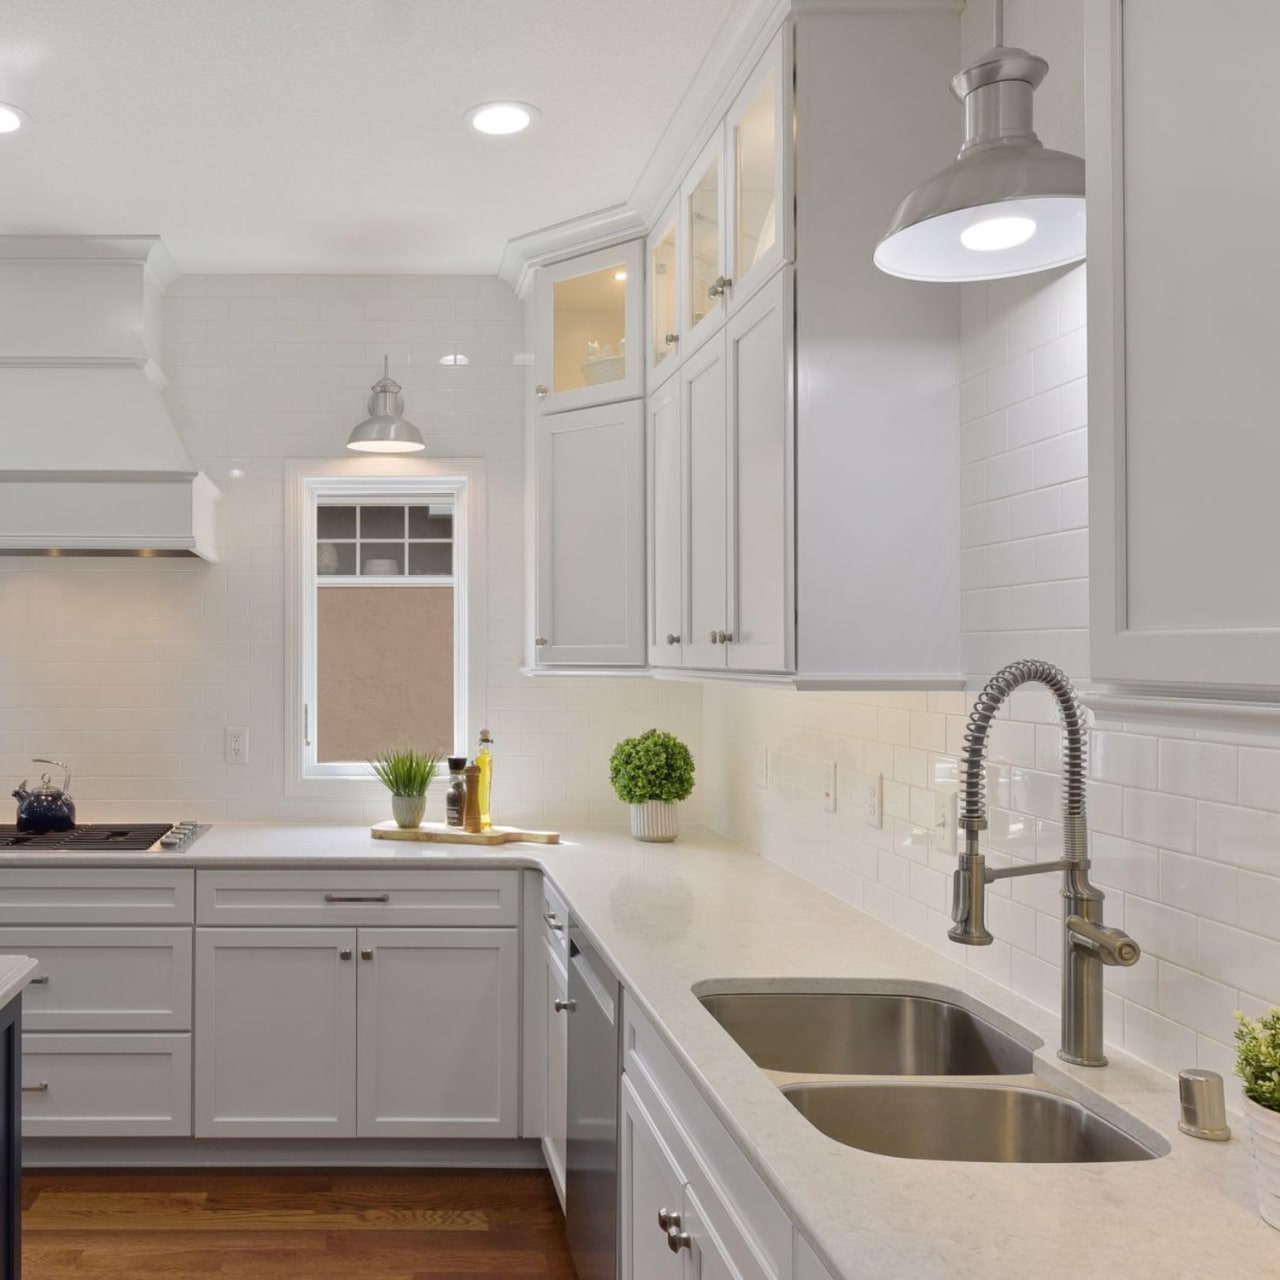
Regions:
[[13, 758, 76, 834]]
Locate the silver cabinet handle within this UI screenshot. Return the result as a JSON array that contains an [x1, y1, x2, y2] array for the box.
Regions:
[[708, 275, 732, 299], [22, 1082, 49, 1094], [29, 975, 49, 985], [339, 948, 352, 961], [535, 636, 549, 647], [554, 998, 576, 1013], [667, 1227, 693, 1253], [664, 332, 679, 346], [665, 633, 680, 645], [360, 948, 374, 961], [658, 1208, 681, 1232], [535, 384, 549, 399], [543, 911, 564, 932], [324, 893, 390, 903]]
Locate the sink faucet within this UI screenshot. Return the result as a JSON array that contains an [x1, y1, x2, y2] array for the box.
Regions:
[[949, 659, 1140, 1066]]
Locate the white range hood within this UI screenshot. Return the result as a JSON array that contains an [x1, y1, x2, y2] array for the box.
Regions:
[[0, 235, 220, 559]]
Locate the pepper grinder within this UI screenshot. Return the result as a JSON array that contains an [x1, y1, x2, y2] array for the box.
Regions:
[[445, 756, 468, 828], [462, 763, 482, 834]]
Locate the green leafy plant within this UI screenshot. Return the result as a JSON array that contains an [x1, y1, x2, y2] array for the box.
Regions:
[[370, 747, 439, 797], [1236, 1008, 1280, 1111], [610, 729, 695, 805]]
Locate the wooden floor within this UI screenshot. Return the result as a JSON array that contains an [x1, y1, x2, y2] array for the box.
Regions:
[[21, 1168, 576, 1279]]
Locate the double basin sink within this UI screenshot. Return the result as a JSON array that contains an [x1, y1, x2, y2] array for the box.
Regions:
[[697, 988, 1163, 1163]]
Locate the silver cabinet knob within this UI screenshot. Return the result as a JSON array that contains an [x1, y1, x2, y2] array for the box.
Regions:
[[339, 947, 352, 961], [360, 948, 374, 961], [535, 636, 549, 647], [542, 910, 563, 932], [667, 1227, 693, 1253], [717, 630, 733, 644], [658, 1208, 681, 1232], [664, 332, 679, 346], [665, 633, 680, 645], [709, 630, 719, 644], [554, 998, 577, 1013], [708, 275, 733, 299], [535, 384, 548, 399]]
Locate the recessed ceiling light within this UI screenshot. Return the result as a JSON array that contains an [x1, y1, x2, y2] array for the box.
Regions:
[[613, 270, 628, 282], [467, 101, 537, 136], [0, 104, 27, 134]]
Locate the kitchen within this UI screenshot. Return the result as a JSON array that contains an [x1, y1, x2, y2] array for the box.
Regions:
[[0, 0, 1278, 1277]]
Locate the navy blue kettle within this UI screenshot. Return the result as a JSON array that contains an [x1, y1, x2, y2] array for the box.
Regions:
[[13, 758, 76, 834]]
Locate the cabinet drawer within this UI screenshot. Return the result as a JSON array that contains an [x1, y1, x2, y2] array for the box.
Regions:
[[22, 1033, 192, 1137], [195, 870, 520, 927], [0, 928, 192, 1031], [542, 878, 569, 961], [0, 869, 194, 925]]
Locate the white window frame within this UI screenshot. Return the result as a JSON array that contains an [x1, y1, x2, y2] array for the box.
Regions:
[[285, 456, 487, 799]]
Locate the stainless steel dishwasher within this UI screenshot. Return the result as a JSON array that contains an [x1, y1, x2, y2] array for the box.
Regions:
[[564, 922, 620, 1280]]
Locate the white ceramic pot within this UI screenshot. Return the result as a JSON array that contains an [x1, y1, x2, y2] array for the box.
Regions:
[[1244, 1093, 1280, 1229], [630, 800, 678, 843], [391, 794, 426, 830]]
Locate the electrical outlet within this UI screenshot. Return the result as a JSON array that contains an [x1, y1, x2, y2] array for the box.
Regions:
[[821, 761, 837, 813], [754, 746, 769, 789], [865, 771, 883, 829], [225, 726, 248, 765], [934, 789, 958, 854]]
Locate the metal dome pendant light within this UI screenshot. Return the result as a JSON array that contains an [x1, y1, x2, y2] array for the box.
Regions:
[[346, 356, 426, 453], [874, 0, 1086, 282]]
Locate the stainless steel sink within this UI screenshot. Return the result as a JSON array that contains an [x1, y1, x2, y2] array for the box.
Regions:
[[697, 990, 1034, 1076], [783, 1081, 1159, 1162]]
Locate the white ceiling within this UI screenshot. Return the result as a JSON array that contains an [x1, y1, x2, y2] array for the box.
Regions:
[[0, 0, 737, 273]]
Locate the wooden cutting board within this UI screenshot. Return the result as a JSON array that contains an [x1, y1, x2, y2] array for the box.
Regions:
[[371, 821, 560, 846]]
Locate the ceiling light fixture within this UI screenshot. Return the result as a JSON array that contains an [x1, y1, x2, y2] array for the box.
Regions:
[[439, 352, 469, 366], [346, 357, 425, 453], [467, 101, 537, 136], [613, 270, 628, 282], [874, 0, 1085, 282], [0, 104, 27, 134]]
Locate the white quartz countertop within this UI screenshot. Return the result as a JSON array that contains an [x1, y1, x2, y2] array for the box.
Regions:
[[0, 953, 39, 1008], [2, 823, 1275, 1277]]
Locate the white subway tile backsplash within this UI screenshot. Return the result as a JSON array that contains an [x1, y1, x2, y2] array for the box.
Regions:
[[1158, 739, 1238, 804], [1238, 747, 1280, 813], [1197, 802, 1280, 875], [1237, 871, 1280, 942], [1123, 1003, 1197, 1078], [1160, 851, 1238, 926], [1123, 789, 1195, 854], [1033, 428, 1088, 488], [1092, 731, 1158, 789], [1198, 920, 1280, 1001]]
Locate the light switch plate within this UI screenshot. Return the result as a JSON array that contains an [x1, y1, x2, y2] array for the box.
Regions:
[[821, 761, 837, 813], [864, 771, 883, 828], [754, 746, 769, 789], [934, 789, 958, 854]]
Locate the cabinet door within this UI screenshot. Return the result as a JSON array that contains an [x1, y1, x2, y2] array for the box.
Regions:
[[535, 401, 645, 666], [543, 938, 569, 1207], [682, 129, 728, 357], [356, 928, 518, 1139], [682, 1184, 763, 1280], [726, 28, 793, 307], [648, 378, 685, 666], [726, 269, 793, 673], [648, 197, 682, 391], [620, 1074, 695, 1280], [534, 242, 644, 414], [1087, 0, 1280, 690], [193, 928, 356, 1138], [683, 332, 729, 669]]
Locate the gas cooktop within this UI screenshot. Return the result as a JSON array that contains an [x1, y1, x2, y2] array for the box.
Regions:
[[0, 822, 208, 851]]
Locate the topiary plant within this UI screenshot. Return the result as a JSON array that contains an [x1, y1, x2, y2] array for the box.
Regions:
[[1236, 1008, 1280, 1112], [609, 729, 695, 804]]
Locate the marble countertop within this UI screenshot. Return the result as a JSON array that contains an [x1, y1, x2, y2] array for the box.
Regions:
[[0, 953, 39, 1008], [2, 823, 1275, 1277]]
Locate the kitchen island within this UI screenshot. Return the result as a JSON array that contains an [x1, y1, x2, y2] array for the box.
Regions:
[[0, 827, 1273, 1278]]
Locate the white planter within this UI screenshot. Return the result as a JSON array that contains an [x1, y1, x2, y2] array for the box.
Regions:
[[1244, 1094, 1280, 1229], [391, 794, 427, 830], [630, 800, 678, 843]]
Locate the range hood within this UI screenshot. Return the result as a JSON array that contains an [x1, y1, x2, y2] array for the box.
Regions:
[[0, 236, 220, 559]]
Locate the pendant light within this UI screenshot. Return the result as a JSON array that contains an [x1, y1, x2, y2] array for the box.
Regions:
[[874, 0, 1085, 283], [346, 356, 425, 453]]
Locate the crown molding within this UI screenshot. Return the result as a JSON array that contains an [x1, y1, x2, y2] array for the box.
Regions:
[[498, 205, 646, 298]]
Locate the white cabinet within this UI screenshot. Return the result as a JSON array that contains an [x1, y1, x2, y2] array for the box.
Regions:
[[194, 927, 357, 1138], [543, 937, 569, 1204], [648, 198, 682, 391], [534, 242, 644, 414], [795, 1238, 836, 1280], [682, 130, 729, 358], [356, 927, 518, 1138], [1086, 0, 1280, 693], [621, 1074, 690, 1280], [534, 400, 646, 666], [647, 378, 684, 664]]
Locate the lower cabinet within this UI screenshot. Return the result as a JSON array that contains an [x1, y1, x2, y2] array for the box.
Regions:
[[621, 1074, 690, 1280], [543, 936, 569, 1203], [194, 925, 519, 1139]]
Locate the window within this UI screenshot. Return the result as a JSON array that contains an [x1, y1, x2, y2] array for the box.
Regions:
[[286, 459, 486, 796]]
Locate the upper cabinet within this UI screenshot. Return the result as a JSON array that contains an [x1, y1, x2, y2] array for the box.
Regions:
[[682, 130, 729, 356], [647, 199, 681, 391], [534, 242, 644, 414], [1087, 0, 1280, 694]]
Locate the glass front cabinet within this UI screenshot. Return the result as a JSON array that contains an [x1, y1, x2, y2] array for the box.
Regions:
[[533, 241, 644, 415], [646, 198, 681, 391]]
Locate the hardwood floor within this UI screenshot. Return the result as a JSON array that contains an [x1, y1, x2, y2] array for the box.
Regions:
[[21, 1168, 577, 1279]]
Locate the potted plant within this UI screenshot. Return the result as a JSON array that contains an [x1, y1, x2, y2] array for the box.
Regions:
[[370, 747, 439, 829], [1235, 1008, 1280, 1229], [609, 728, 694, 842]]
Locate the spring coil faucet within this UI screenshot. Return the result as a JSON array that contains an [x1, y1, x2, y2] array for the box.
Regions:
[[951, 659, 1141, 1066]]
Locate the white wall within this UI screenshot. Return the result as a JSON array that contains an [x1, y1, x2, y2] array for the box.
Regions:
[[0, 272, 702, 827], [702, 0, 1280, 1083]]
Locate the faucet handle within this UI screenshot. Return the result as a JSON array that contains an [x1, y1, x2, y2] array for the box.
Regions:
[[1066, 915, 1140, 966]]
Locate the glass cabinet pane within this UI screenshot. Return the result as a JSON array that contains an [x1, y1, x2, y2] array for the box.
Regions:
[[651, 220, 678, 368], [736, 73, 778, 275], [687, 154, 721, 331], [359, 506, 405, 539], [552, 264, 629, 394]]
